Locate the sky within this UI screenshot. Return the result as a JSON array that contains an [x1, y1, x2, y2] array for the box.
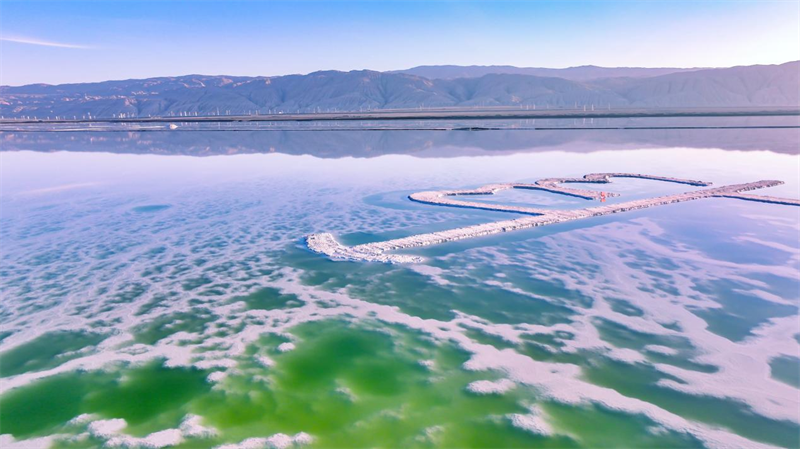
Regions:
[[1, 0, 799, 86]]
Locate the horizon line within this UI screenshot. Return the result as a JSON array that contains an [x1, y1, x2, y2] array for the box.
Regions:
[[3, 59, 798, 88]]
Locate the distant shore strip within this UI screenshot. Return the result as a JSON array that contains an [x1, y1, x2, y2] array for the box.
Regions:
[[1, 106, 798, 125], [1, 125, 799, 133]]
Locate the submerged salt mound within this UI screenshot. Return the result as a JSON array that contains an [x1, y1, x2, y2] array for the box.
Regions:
[[256, 355, 275, 367], [418, 359, 435, 369], [132, 205, 171, 213]]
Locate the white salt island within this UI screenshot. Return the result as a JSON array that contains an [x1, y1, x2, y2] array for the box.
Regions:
[[307, 173, 800, 264]]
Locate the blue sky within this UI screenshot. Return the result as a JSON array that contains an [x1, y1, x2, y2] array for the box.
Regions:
[[2, 0, 798, 86]]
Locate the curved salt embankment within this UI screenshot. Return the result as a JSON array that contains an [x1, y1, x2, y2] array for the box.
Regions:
[[307, 173, 800, 263]]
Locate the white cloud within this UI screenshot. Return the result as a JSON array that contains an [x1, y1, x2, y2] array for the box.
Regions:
[[1, 35, 91, 49]]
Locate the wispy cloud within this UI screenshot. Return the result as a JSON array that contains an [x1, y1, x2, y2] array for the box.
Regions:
[[1, 35, 92, 49]]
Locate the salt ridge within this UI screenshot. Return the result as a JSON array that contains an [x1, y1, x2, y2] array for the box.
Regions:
[[307, 173, 800, 263]]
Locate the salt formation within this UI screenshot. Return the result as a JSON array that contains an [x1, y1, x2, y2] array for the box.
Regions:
[[307, 173, 800, 263], [466, 378, 516, 395], [179, 415, 218, 439], [276, 342, 296, 352], [215, 433, 314, 449], [508, 406, 554, 436], [83, 415, 218, 448]]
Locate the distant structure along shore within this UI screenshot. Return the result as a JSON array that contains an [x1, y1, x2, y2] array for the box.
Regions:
[[2, 106, 799, 126], [306, 173, 800, 263]]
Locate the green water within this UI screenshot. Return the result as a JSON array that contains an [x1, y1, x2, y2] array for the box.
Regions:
[[0, 361, 210, 439], [690, 280, 797, 342], [1, 136, 799, 448], [770, 355, 800, 388], [518, 343, 800, 448], [230, 287, 305, 311], [2, 320, 724, 448], [133, 309, 218, 345], [0, 331, 106, 378]]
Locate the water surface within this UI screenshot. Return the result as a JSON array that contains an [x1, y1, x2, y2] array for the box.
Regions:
[[1, 121, 798, 448]]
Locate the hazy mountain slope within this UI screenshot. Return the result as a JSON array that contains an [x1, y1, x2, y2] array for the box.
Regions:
[[393, 65, 702, 81], [1, 71, 617, 117], [601, 61, 800, 107], [442, 74, 626, 107], [1, 62, 797, 119]]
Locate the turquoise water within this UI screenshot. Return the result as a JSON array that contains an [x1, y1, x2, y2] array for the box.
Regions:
[[0, 125, 798, 448]]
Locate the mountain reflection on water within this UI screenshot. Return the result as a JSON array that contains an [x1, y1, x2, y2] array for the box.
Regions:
[[1, 117, 799, 157], [1, 120, 799, 449]]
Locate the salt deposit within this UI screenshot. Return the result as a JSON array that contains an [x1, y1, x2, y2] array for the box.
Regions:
[[215, 432, 314, 449], [276, 342, 296, 352], [308, 173, 800, 263], [2, 157, 797, 449], [466, 378, 516, 395]]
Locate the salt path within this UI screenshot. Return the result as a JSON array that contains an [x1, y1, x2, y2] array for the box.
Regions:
[[307, 173, 800, 264]]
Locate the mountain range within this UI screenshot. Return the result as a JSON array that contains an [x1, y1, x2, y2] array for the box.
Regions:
[[1, 62, 797, 119], [392, 65, 704, 80]]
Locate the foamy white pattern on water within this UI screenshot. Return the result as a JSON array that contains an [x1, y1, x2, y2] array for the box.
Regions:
[[508, 405, 554, 436], [215, 433, 313, 449], [0, 150, 798, 449], [466, 378, 516, 395], [0, 434, 55, 449], [276, 342, 296, 353], [66, 415, 218, 448]]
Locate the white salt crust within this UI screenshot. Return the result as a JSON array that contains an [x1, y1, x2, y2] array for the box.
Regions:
[[214, 433, 313, 449], [256, 355, 276, 367], [1, 252, 795, 449], [508, 413, 553, 436], [0, 168, 798, 449], [307, 173, 798, 263], [644, 345, 679, 356], [80, 415, 218, 448], [276, 342, 296, 353], [466, 378, 516, 395], [0, 434, 55, 449]]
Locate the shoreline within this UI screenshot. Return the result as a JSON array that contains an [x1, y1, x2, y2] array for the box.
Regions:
[[1, 125, 799, 133], [2, 106, 798, 125]]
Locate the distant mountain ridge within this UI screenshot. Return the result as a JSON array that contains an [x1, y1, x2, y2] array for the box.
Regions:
[[1, 62, 797, 119], [391, 65, 704, 81]]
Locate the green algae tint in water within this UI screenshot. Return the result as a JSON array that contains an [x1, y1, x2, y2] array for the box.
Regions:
[[1, 135, 799, 449], [191, 319, 711, 448], [0, 331, 106, 378], [0, 361, 211, 440], [193, 320, 550, 448], [1, 320, 729, 449]]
